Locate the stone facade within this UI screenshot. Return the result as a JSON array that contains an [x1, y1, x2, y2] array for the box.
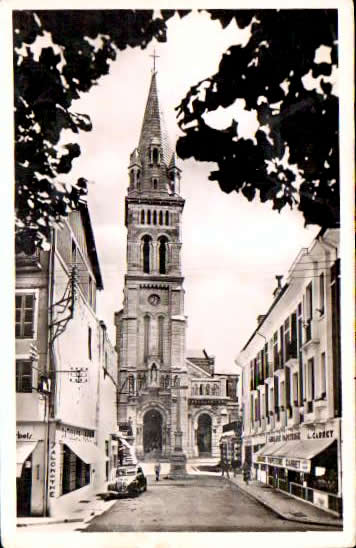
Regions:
[[115, 71, 239, 460]]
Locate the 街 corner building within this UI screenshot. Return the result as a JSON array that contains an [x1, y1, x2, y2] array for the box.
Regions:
[[237, 228, 342, 515]]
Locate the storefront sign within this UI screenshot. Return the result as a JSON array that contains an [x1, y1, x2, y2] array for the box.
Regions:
[[268, 457, 284, 466], [306, 428, 334, 440], [48, 441, 56, 498], [17, 426, 34, 440], [268, 430, 301, 443], [285, 458, 310, 473], [58, 425, 95, 442]]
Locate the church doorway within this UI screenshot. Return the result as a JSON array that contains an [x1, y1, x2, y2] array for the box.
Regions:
[[197, 413, 212, 456], [143, 409, 163, 457]]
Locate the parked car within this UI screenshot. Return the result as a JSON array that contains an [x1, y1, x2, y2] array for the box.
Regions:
[[107, 465, 147, 497]]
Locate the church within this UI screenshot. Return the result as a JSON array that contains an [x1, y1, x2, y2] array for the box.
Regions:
[[114, 68, 239, 460]]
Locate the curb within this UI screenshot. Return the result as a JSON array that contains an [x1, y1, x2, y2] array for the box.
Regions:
[[17, 518, 83, 527], [230, 480, 342, 528]]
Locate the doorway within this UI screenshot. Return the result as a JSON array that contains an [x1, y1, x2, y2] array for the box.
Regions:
[[197, 414, 212, 456], [17, 455, 32, 516], [143, 409, 163, 457]]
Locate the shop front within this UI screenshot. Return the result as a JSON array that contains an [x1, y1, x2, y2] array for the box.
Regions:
[[16, 423, 46, 516], [252, 420, 342, 515], [47, 423, 101, 517]]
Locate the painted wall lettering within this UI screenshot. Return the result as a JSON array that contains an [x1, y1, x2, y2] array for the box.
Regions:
[[48, 442, 56, 498]]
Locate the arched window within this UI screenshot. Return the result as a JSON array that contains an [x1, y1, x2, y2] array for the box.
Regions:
[[160, 374, 165, 388], [173, 375, 179, 387], [158, 316, 164, 360], [137, 170, 141, 191], [215, 384, 220, 395], [151, 364, 157, 383], [147, 210, 151, 225], [141, 210, 145, 224], [199, 384, 203, 395], [153, 211, 157, 225], [206, 384, 210, 395], [165, 211, 169, 225], [153, 178, 158, 190], [159, 211, 163, 225], [152, 147, 159, 165], [144, 315, 150, 360], [158, 236, 168, 274], [142, 235, 152, 273], [165, 375, 170, 389]]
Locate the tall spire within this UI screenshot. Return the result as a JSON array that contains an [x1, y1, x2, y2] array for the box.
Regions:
[[138, 71, 171, 166]]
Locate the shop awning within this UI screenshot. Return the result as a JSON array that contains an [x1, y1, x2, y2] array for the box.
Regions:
[[63, 440, 101, 464], [255, 438, 336, 472], [16, 441, 39, 477], [221, 430, 237, 438]]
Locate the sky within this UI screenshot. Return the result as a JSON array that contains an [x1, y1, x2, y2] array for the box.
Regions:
[[48, 10, 321, 373]]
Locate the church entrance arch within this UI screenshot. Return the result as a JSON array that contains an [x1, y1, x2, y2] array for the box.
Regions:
[[197, 413, 212, 456], [143, 409, 163, 457]]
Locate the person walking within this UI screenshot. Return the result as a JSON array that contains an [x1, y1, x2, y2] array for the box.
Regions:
[[221, 459, 230, 479], [154, 461, 161, 482], [243, 461, 250, 485]]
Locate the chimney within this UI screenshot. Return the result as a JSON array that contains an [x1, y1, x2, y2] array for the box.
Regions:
[[273, 275, 283, 297]]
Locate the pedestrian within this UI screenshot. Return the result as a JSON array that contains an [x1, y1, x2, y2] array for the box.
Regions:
[[154, 461, 161, 482], [221, 459, 230, 479], [231, 458, 238, 478], [243, 462, 250, 485], [118, 441, 125, 466]]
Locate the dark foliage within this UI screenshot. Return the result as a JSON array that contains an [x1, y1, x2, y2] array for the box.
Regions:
[[176, 10, 339, 228]]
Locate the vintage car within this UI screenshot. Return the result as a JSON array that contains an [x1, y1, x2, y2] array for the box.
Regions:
[[107, 465, 147, 497]]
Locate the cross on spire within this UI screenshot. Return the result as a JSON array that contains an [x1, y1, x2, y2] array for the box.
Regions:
[[150, 49, 160, 73]]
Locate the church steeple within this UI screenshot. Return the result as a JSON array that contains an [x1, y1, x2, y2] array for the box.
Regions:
[[128, 71, 180, 198]]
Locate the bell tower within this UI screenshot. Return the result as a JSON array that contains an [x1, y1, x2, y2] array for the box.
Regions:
[[116, 69, 188, 460]]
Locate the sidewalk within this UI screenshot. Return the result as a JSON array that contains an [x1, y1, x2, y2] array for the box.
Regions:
[[229, 475, 342, 528], [17, 486, 117, 530]]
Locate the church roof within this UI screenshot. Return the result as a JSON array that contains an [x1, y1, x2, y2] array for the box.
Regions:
[[138, 71, 171, 166]]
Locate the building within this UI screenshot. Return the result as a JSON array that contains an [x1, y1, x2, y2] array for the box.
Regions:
[[237, 228, 341, 515], [115, 69, 239, 460], [16, 203, 119, 517]]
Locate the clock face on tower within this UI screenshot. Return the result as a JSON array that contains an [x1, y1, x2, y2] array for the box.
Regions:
[[148, 294, 160, 306]]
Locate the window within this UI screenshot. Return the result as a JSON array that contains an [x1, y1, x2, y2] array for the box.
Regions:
[[292, 372, 299, 405], [320, 352, 327, 397], [159, 211, 163, 225], [15, 294, 35, 338], [152, 147, 159, 165], [305, 282, 313, 340], [88, 327, 92, 360], [307, 358, 315, 401], [165, 211, 169, 226], [319, 273, 325, 315], [153, 211, 157, 225], [141, 210, 145, 224], [158, 236, 168, 274], [152, 178, 158, 190], [158, 316, 164, 360], [144, 315, 150, 360], [147, 210, 151, 225], [88, 277, 93, 307], [16, 360, 32, 392], [142, 235, 152, 273]]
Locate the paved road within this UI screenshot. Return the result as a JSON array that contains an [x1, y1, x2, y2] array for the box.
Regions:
[[84, 474, 330, 532]]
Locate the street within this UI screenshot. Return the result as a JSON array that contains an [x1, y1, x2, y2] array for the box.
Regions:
[[84, 473, 330, 532]]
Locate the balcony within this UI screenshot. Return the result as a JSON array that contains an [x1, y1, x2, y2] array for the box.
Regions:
[[16, 249, 42, 272], [273, 352, 283, 372]]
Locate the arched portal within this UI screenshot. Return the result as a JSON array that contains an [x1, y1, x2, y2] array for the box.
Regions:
[[197, 413, 212, 456], [143, 409, 163, 456]]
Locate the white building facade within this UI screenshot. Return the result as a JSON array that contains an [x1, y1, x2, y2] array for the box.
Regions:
[[237, 228, 342, 515], [16, 204, 119, 517]]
